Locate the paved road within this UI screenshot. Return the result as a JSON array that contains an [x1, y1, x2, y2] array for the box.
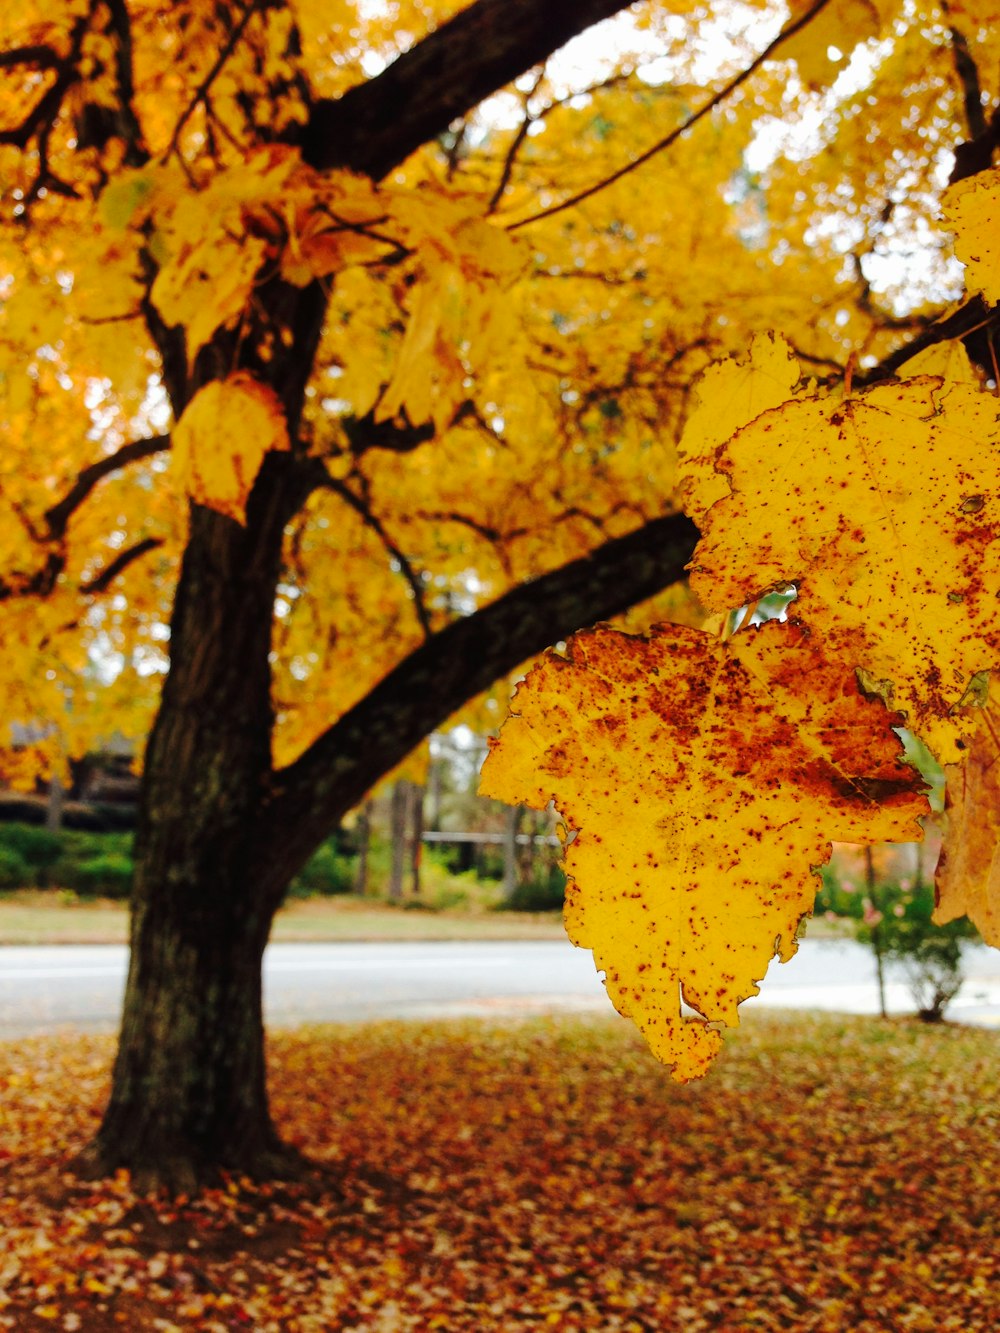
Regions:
[[3, 938, 1000, 1037]]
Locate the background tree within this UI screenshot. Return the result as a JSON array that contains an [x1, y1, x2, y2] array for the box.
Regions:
[[1, 0, 997, 1187]]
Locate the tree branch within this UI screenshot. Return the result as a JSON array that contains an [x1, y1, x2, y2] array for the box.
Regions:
[[509, 0, 833, 231], [44, 435, 170, 540], [165, 0, 258, 160], [947, 22, 988, 142], [944, 19, 1000, 185], [103, 0, 148, 167], [322, 474, 433, 637], [341, 409, 436, 457], [0, 16, 88, 154], [852, 297, 1000, 388], [255, 511, 699, 900], [0, 44, 61, 70], [80, 536, 164, 595], [299, 0, 639, 179]]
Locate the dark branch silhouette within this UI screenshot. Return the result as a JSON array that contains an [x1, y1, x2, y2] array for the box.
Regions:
[[44, 435, 170, 539], [256, 511, 700, 901], [300, 0, 640, 179]]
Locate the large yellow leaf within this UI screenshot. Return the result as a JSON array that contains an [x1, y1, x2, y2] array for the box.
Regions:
[[942, 167, 1000, 306], [935, 699, 1000, 943], [677, 331, 802, 523], [481, 621, 926, 1080], [172, 374, 290, 524], [689, 376, 1000, 761], [279, 170, 389, 286]]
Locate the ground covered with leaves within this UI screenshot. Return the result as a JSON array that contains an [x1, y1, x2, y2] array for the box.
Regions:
[[1, 1012, 999, 1331]]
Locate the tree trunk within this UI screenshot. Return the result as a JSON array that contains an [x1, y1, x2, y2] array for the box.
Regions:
[[388, 782, 408, 900], [83, 883, 284, 1194], [408, 784, 424, 896], [355, 800, 372, 895], [427, 748, 442, 831], [81, 484, 297, 1190], [503, 804, 520, 902], [46, 770, 65, 833], [866, 846, 889, 1020]]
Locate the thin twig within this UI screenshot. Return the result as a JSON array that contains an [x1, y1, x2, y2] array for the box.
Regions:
[[164, 0, 259, 161], [508, 0, 832, 232], [80, 537, 164, 594], [488, 66, 545, 214], [322, 475, 432, 637]]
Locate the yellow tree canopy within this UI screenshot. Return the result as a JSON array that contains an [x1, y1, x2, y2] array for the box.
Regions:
[[1, 0, 998, 1073]]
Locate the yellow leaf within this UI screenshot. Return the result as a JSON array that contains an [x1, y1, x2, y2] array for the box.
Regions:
[[678, 331, 802, 523], [279, 170, 387, 285], [481, 620, 926, 1080], [900, 337, 980, 384], [689, 376, 1000, 761], [935, 697, 1000, 942], [781, 0, 881, 90], [151, 232, 267, 368], [148, 148, 301, 364], [942, 167, 1000, 306], [172, 374, 290, 524], [377, 266, 462, 428]]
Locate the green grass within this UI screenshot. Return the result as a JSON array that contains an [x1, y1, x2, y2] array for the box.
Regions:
[[0, 888, 566, 944], [0, 885, 856, 946]]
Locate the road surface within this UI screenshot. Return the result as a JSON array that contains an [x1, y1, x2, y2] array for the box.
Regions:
[[3, 938, 1000, 1037]]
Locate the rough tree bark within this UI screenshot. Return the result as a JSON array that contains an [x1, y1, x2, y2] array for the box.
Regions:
[[82, 462, 306, 1189], [84, 0, 694, 1187]]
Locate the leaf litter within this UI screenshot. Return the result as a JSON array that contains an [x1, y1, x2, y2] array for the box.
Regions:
[[2, 1013, 1000, 1331]]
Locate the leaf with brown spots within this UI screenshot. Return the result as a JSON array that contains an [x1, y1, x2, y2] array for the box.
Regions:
[[942, 165, 1000, 306], [480, 620, 927, 1079], [935, 697, 1000, 943], [688, 376, 1000, 761], [677, 330, 803, 525], [171, 373, 290, 525]]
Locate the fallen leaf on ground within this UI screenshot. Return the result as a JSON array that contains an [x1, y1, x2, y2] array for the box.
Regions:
[[2, 1015, 1000, 1331]]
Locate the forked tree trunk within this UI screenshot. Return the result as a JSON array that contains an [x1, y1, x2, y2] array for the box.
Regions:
[[68, 0, 698, 1192]]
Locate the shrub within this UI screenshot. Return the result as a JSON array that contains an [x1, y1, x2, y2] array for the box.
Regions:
[[502, 865, 566, 913], [0, 846, 29, 890], [291, 839, 356, 897], [69, 853, 134, 899], [886, 926, 966, 1023], [857, 879, 978, 1022], [0, 823, 63, 872], [58, 829, 133, 861]]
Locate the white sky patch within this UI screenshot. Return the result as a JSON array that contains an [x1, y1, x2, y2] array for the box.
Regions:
[[744, 38, 890, 174]]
